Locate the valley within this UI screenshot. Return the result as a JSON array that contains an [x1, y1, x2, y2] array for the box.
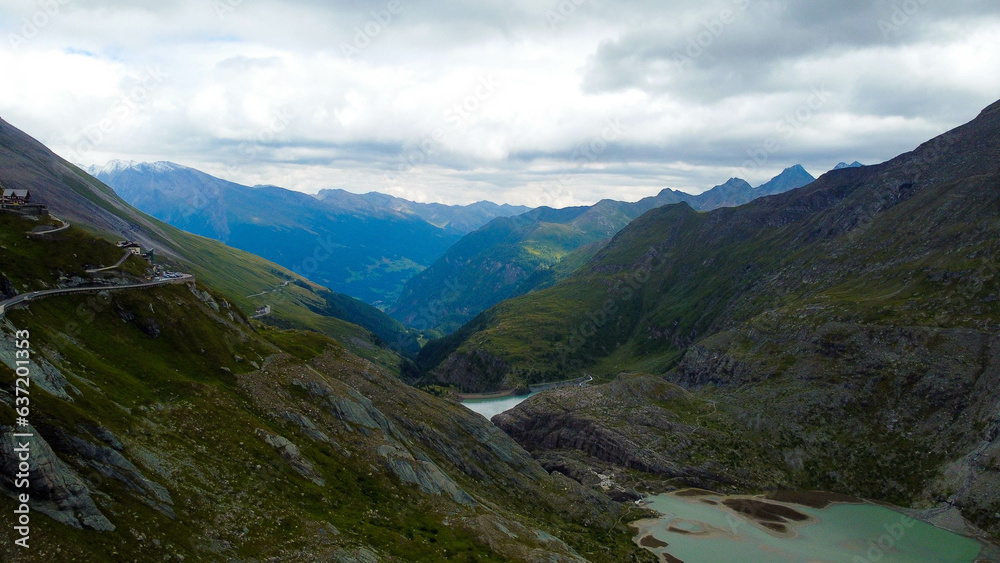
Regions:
[[0, 198, 654, 561], [2, 74, 998, 563], [3, 3, 999, 561]]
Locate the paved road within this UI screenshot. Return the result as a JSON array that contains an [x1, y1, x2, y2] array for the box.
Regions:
[[27, 216, 70, 237], [85, 251, 134, 273], [0, 274, 193, 318]]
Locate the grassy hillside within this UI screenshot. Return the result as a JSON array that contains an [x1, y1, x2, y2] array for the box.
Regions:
[[0, 211, 653, 562], [0, 117, 419, 364], [392, 167, 814, 336], [420, 99, 1000, 541]]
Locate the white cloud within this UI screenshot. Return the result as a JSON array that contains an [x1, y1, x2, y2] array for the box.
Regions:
[[0, 0, 997, 206]]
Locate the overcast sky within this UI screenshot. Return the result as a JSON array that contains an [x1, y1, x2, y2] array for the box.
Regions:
[[1, 0, 998, 206]]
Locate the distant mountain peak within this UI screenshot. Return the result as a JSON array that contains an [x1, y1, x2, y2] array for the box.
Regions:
[[90, 159, 185, 176], [833, 161, 864, 170]]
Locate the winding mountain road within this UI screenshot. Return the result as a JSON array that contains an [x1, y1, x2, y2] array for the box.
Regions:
[[85, 250, 135, 273], [27, 216, 70, 237], [0, 274, 193, 319]]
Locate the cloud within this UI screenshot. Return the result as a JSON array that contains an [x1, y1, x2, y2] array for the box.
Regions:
[[0, 0, 997, 205]]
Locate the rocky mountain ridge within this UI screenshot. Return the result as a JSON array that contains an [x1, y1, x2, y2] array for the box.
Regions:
[[392, 165, 815, 336], [422, 99, 1000, 541]]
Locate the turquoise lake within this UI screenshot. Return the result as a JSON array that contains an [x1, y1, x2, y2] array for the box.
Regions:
[[633, 490, 994, 563]]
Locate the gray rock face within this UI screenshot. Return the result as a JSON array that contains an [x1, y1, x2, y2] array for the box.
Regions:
[[188, 285, 220, 312], [257, 430, 325, 486], [328, 393, 383, 432], [289, 366, 477, 506], [331, 546, 381, 563], [293, 377, 408, 442], [280, 411, 334, 444], [0, 272, 18, 299], [58, 432, 175, 518], [375, 444, 474, 506], [0, 426, 114, 531], [81, 424, 124, 451], [0, 328, 79, 401], [493, 377, 725, 488]]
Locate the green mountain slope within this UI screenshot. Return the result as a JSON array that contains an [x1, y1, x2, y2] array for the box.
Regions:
[[422, 100, 1000, 541], [0, 215, 652, 561], [0, 118, 418, 361], [91, 161, 462, 307], [392, 166, 814, 336]]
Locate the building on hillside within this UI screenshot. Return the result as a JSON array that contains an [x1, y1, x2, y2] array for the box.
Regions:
[[117, 240, 143, 255], [1, 189, 31, 205]]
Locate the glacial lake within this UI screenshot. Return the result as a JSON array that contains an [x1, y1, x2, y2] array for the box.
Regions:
[[460, 392, 539, 419], [632, 490, 996, 563]]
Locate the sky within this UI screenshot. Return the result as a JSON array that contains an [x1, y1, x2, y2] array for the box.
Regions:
[[0, 0, 998, 207]]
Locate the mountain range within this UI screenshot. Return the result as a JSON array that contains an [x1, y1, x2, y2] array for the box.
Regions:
[[392, 165, 815, 336], [0, 118, 653, 561], [88, 161, 529, 307], [0, 118, 418, 363], [418, 99, 1000, 542], [2, 96, 1000, 560], [315, 188, 531, 235]]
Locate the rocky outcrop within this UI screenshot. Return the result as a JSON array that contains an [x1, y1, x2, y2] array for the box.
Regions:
[[0, 426, 114, 531], [189, 285, 221, 312], [281, 411, 336, 445], [273, 366, 482, 508], [331, 546, 381, 563], [375, 443, 474, 506], [257, 430, 325, 486], [0, 272, 18, 299], [494, 376, 736, 491], [0, 340, 79, 401], [56, 432, 175, 518]]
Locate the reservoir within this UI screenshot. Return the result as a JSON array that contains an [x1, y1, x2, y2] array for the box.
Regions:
[[460, 392, 539, 419], [632, 489, 997, 562]]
